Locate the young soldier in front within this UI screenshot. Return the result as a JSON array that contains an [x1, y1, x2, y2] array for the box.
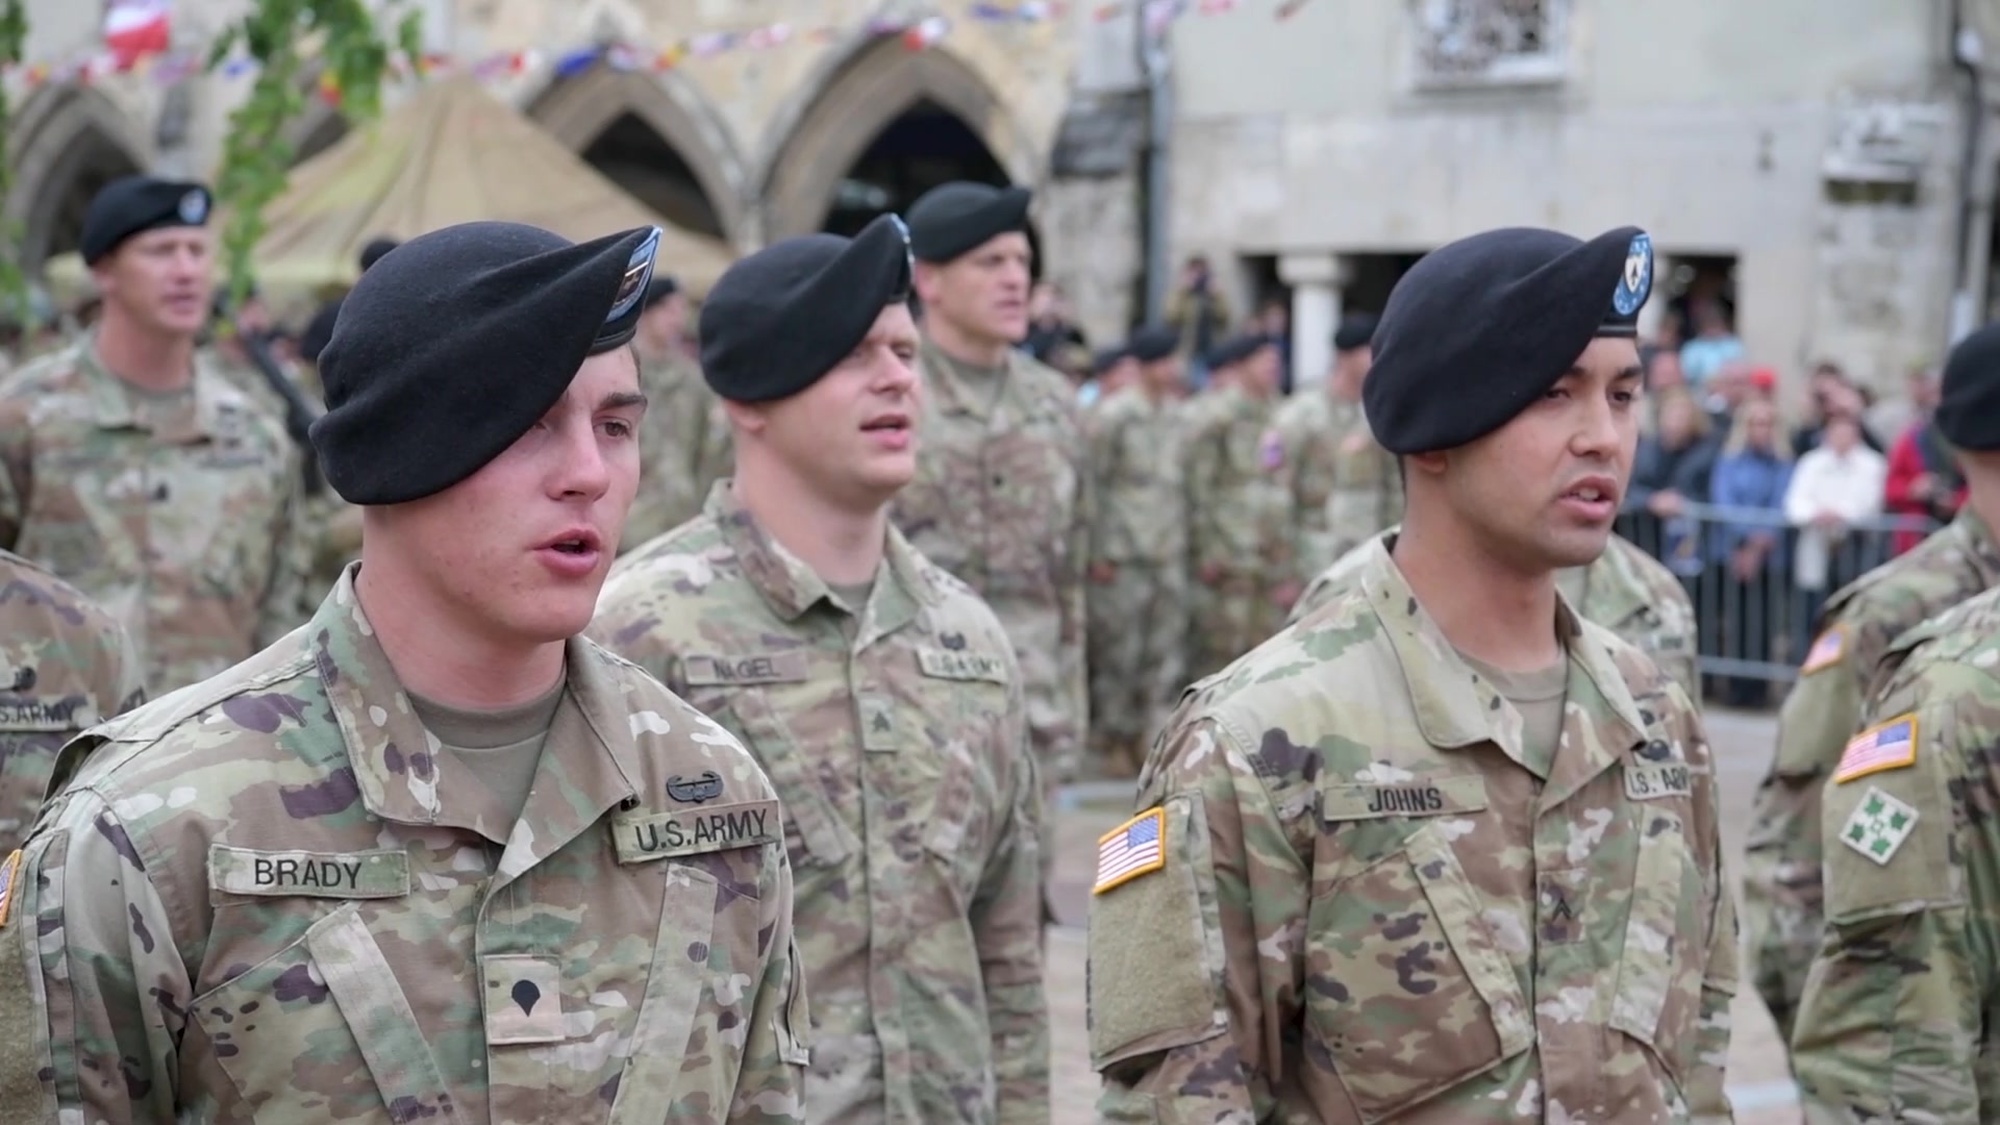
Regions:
[[0, 222, 807, 1123], [591, 216, 1047, 1124], [1088, 226, 1735, 1123]]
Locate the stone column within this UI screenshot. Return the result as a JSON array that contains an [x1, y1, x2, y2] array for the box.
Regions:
[[1280, 251, 1342, 392]]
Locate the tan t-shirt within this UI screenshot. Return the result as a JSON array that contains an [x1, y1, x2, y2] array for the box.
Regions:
[[409, 674, 567, 827], [1461, 651, 1569, 778]]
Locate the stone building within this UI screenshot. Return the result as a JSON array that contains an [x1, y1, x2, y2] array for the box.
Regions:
[[5, 0, 1149, 342], [1169, 0, 2000, 399]]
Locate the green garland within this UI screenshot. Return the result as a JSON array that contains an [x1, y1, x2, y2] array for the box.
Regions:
[[208, 0, 421, 306], [0, 0, 29, 325]]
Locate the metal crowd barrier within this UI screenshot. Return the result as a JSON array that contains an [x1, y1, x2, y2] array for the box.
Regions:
[[1614, 500, 1941, 702]]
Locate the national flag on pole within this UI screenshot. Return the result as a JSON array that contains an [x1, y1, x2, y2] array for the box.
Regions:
[[105, 0, 172, 71]]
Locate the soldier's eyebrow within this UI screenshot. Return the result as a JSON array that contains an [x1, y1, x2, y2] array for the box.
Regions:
[[597, 392, 647, 412]]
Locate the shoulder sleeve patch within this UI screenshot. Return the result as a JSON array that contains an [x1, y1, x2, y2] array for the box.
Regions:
[[1835, 784, 1921, 866], [1094, 807, 1166, 894], [1259, 429, 1285, 472], [1800, 625, 1847, 675], [1833, 712, 1918, 785]]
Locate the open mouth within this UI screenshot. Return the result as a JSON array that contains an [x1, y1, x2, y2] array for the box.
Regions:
[[541, 530, 602, 555], [861, 414, 911, 434]]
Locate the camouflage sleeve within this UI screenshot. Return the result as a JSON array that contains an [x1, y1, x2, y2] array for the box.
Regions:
[[0, 787, 189, 1122], [1791, 672, 1989, 1122], [1184, 419, 1223, 572], [1089, 713, 1306, 1121], [1743, 621, 1871, 1041], [1677, 685, 1741, 1121], [972, 675, 1049, 1123], [1063, 419, 1093, 758], [255, 468, 314, 646], [730, 834, 811, 1121], [1085, 409, 1122, 563]]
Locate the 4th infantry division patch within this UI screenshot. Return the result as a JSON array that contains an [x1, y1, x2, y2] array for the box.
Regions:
[[1094, 808, 1165, 895], [1839, 785, 1920, 866], [1833, 713, 1918, 784]]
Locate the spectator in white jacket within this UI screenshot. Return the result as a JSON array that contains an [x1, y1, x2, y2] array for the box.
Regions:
[[1784, 413, 1888, 628]]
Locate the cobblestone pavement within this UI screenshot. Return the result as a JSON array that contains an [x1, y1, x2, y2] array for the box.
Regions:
[[1042, 706, 1802, 1124]]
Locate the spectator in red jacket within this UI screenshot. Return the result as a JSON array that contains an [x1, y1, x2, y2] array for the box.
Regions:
[[1884, 419, 1966, 554]]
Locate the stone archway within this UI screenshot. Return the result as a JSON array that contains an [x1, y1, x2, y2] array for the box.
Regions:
[[525, 64, 749, 249], [754, 32, 1037, 241], [6, 83, 148, 269]]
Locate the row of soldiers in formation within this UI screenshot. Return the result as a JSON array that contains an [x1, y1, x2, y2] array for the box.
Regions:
[[1, 164, 1981, 1124]]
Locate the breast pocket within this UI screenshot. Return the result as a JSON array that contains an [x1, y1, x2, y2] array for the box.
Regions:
[[723, 690, 857, 869], [191, 903, 461, 1125], [1609, 804, 1710, 1089], [1306, 821, 1533, 1122]]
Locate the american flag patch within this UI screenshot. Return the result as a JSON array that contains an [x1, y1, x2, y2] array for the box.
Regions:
[[1094, 808, 1166, 895], [1834, 713, 1919, 784], [1801, 626, 1847, 674]]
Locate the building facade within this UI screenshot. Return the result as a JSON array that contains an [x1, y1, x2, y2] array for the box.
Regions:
[[1167, 0, 2000, 397]]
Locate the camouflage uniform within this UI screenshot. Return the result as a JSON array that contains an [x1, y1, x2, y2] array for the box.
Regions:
[[892, 340, 1090, 787], [1288, 530, 1700, 699], [0, 568, 810, 1123], [1741, 508, 2000, 1040], [1090, 542, 1737, 1122], [1183, 382, 1282, 677], [0, 548, 146, 853], [207, 344, 360, 605], [1324, 405, 1404, 562], [1261, 389, 1352, 583], [0, 337, 310, 694], [1086, 385, 1188, 766], [1787, 582, 2000, 1120], [625, 352, 733, 552], [590, 482, 1047, 1125]]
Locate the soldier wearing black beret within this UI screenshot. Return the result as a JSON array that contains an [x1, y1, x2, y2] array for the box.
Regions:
[[894, 179, 1092, 806], [0, 174, 310, 694], [591, 212, 1051, 1123], [2, 217, 817, 1122], [1089, 227, 1736, 1123], [1086, 343, 1137, 410]]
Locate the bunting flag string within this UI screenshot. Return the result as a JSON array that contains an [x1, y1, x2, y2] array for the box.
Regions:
[[2, 0, 1316, 99]]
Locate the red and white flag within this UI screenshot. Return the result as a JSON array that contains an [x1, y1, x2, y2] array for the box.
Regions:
[[105, 0, 172, 71]]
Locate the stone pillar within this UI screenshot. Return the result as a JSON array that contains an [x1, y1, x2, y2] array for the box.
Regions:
[[1280, 251, 1342, 392]]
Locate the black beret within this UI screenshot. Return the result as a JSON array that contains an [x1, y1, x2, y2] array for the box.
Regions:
[[906, 182, 1032, 263], [700, 213, 914, 403], [81, 176, 211, 265], [642, 275, 680, 309], [1364, 225, 1653, 455], [359, 237, 401, 272], [1936, 322, 2000, 452], [1334, 313, 1379, 352], [1207, 333, 1273, 371], [311, 221, 661, 505], [1092, 345, 1129, 375], [1127, 325, 1179, 364]]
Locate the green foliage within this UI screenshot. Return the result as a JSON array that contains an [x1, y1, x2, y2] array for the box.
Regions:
[[0, 0, 30, 324], [208, 0, 421, 306]]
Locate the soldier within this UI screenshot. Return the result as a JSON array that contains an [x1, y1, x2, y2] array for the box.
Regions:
[[1324, 329, 1404, 565], [591, 215, 1046, 1125], [894, 181, 1091, 791], [1086, 325, 1189, 777], [1740, 323, 2000, 1043], [1088, 225, 1735, 1122], [0, 221, 808, 1122], [1261, 313, 1377, 603], [1783, 340, 2000, 1122], [0, 176, 309, 694], [1288, 527, 1701, 699], [1184, 332, 1285, 678], [1081, 343, 1137, 420], [625, 274, 733, 550], [0, 549, 146, 853]]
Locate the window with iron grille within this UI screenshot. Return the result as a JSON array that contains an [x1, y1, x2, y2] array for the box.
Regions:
[[1411, 0, 1569, 88]]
